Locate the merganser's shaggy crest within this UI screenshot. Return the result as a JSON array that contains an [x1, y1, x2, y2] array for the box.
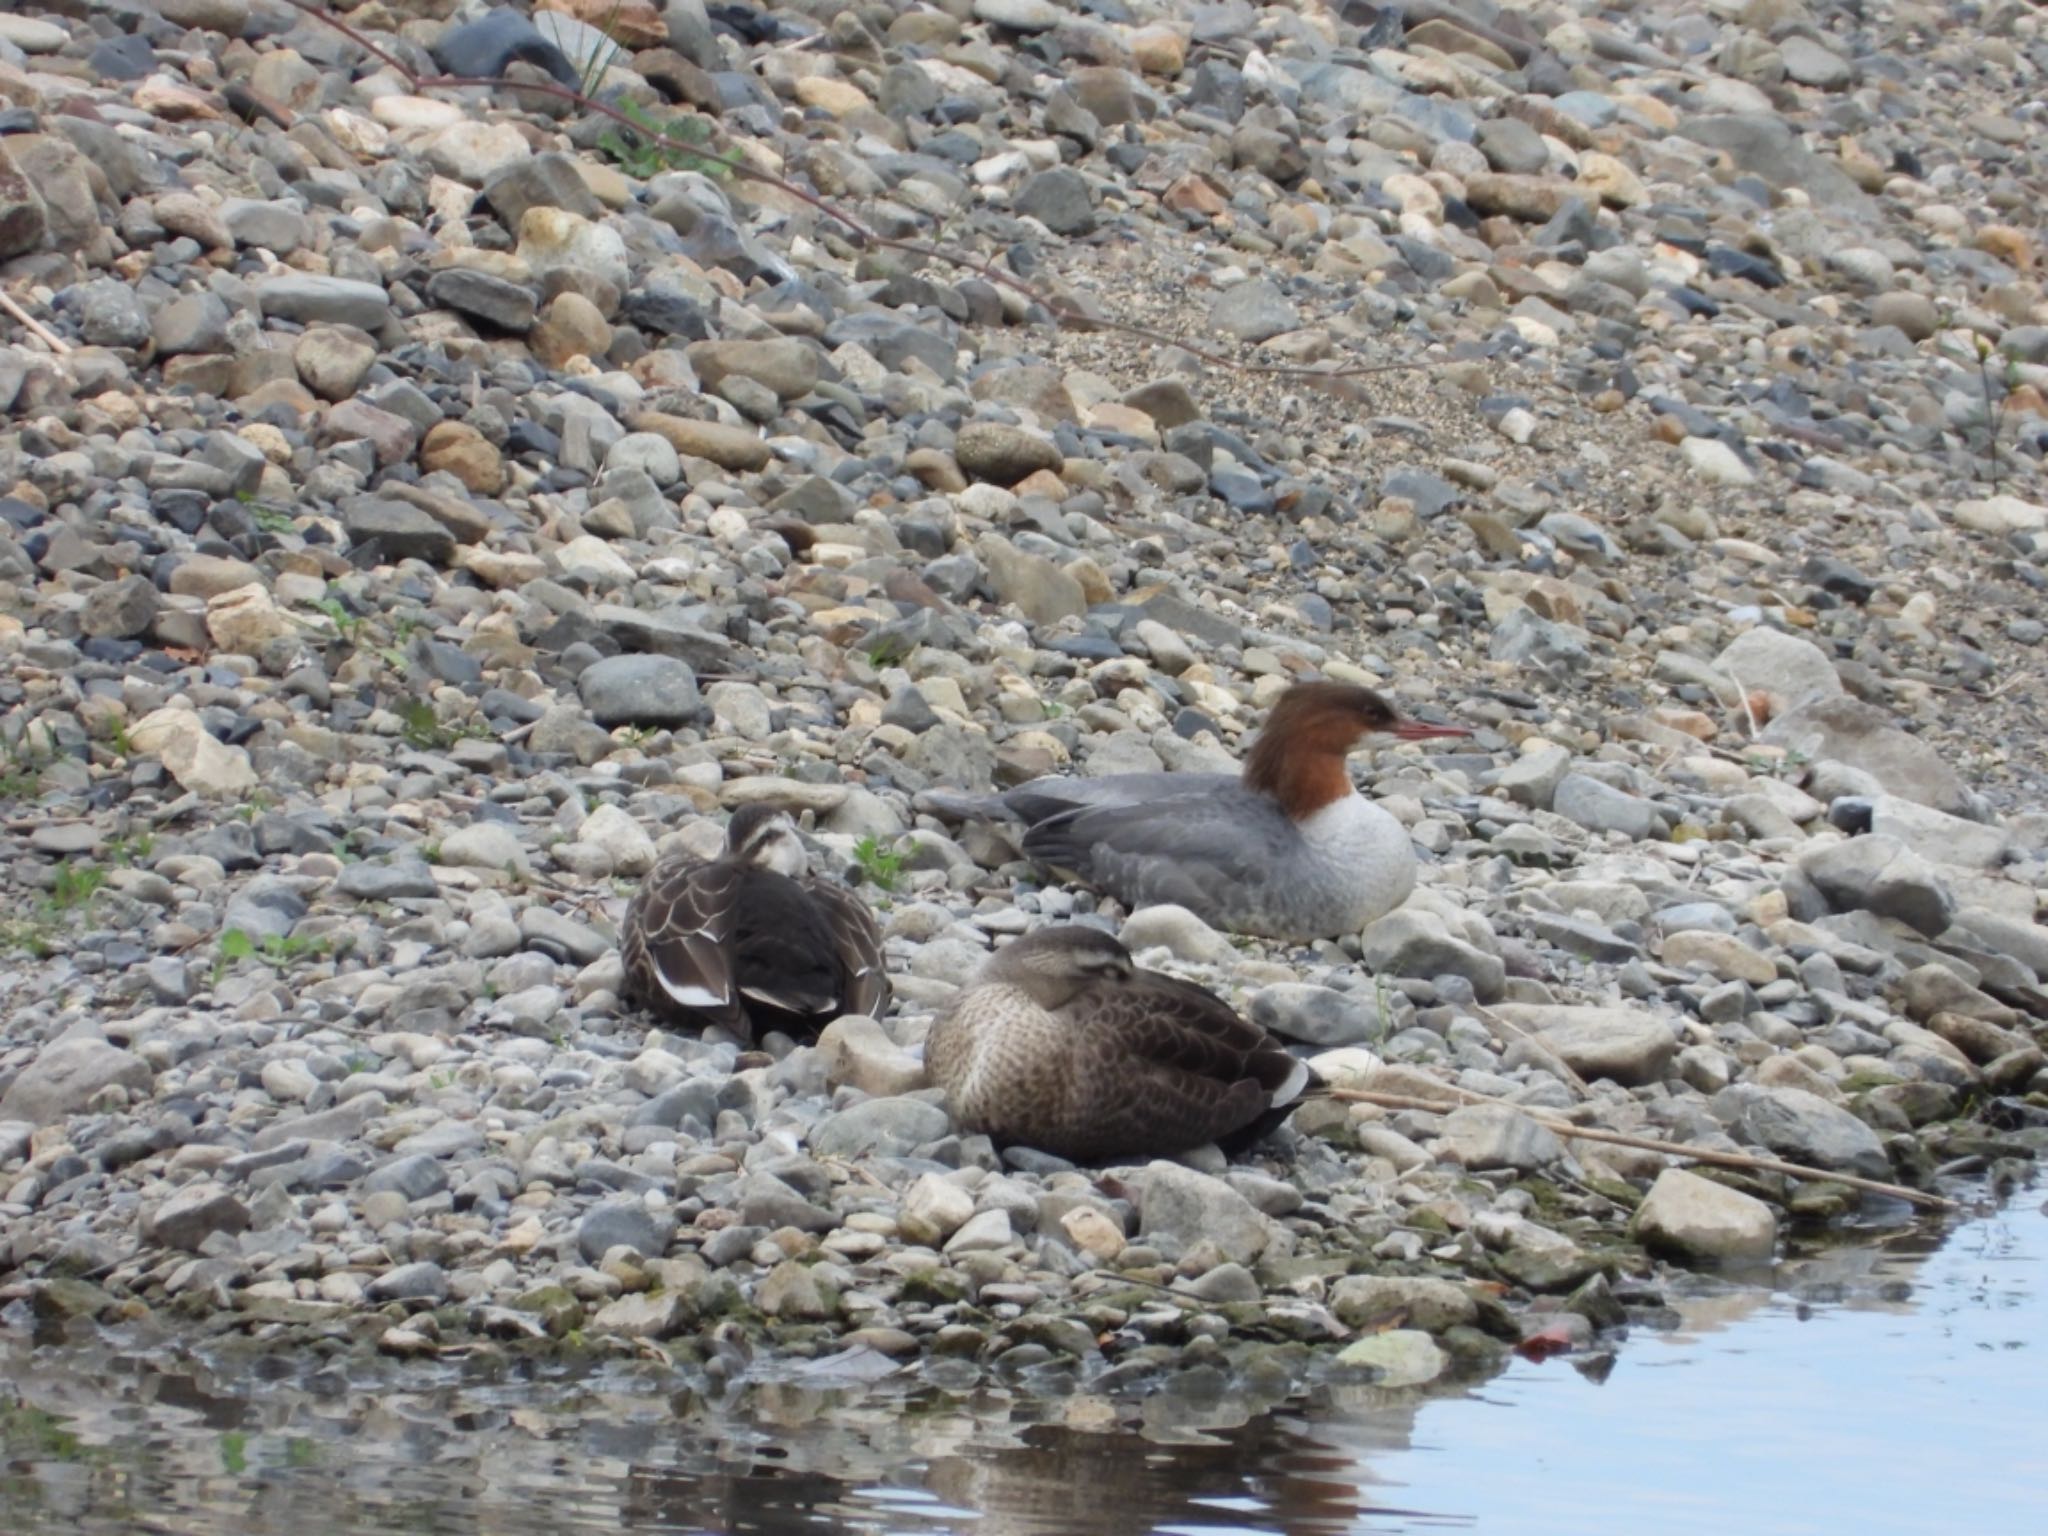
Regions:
[[928, 683, 1470, 941], [926, 926, 1312, 1163], [620, 806, 889, 1043]]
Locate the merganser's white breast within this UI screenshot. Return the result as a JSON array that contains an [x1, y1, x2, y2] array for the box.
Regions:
[[1290, 791, 1420, 934]]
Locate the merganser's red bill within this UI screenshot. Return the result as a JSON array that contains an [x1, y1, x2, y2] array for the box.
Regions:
[[1391, 717, 1473, 741]]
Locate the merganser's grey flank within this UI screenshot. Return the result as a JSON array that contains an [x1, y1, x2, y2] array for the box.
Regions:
[[926, 926, 1313, 1163], [620, 806, 888, 1044], [923, 682, 1471, 941]]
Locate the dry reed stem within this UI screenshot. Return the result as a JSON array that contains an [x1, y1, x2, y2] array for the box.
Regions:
[[1328, 1085, 1958, 1211]]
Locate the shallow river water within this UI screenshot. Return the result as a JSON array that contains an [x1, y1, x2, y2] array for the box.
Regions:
[[3, 1195, 2043, 1536]]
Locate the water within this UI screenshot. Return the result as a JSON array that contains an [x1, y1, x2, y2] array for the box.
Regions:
[[4, 1198, 2044, 1536]]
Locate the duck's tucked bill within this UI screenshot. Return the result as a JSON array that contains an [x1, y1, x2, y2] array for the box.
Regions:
[[620, 806, 889, 1044]]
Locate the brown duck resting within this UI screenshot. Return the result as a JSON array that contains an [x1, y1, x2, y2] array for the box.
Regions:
[[925, 926, 1313, 1163], [620, 805, 889, 1044]]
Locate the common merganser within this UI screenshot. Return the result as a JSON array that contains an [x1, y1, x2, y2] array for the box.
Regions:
[[925, 682, 1470, 941], [620, 805, 889, 1043], [926, 926, 1312, 1162]]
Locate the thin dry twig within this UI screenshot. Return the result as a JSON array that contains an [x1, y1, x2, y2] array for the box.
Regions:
[[0, 289, 70, 355], [278, 0, 1434, 395], [1328, 1085, 1957, 1210]]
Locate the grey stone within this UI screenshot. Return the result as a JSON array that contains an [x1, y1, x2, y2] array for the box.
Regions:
[[1249, 983, 1397, 1047], [578, 655, 703, 727], [1553, 773, 1663, 840], [737, 1173, 839, 1233], [153, 293, 232, 356], [577, 1200, 671, 1263], [1634, 1167, 1776, 1262], [1491, 1003, 1677, 1086], [1715, 1084, 1891, 1180], [1489, 608, 1591, 676], [1763, 697, 1980, 820], [365, 1262, 451, 1303], [75, 279, 151, 349], [1713, 627, 1842, 713], [1137, 1160, 1272, 1265], [482, 151, 603, 229], [1781, 36, 1852, 90], [1496, 740, 1571, 808], [1329, 1274, 1477, 1333], [145, 1183, 250, 1250], [1358, 911, 1507, 1001], [809, 1097, 951, 1159], [257, 274, 394, 330], [335, 859, 439, 901], [342, 498, 456, 565], [426, 269, 538, 331], [1800, 836, 1955, 936], [81, 575, 158, 639], [1676, 114, 1868, 208], [1439, 1103, 1561, 1172], [364, 1154, 450, 1202], [0, 1036, 153, 1126], [1013, 167, 1096, 235], [1208, 278, 1301, 343]]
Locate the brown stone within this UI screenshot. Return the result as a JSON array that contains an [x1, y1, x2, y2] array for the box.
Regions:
[[419, 421, 505, 495], [628, 411, 771, 471], [529, 291, 611, 368]]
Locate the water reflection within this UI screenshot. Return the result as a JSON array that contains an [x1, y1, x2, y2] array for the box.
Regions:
[[1, 1199, 2041, 1536]]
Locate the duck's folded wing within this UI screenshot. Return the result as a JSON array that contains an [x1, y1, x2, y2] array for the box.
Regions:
[[806, 877, 892, 1019], [622, 858, 744, 1023], [1088, 973, 1302, 1090], [1086, 1068, 1272, 1162], [1019, 790, 1284, 911]]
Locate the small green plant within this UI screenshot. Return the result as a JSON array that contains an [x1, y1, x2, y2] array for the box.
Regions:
[[1973, 334, 2022, 498], [398, 697, 487, 751], [862, 631, 916, 669], [48, 863, 106, 911], [92, 717, 137, 758], [234, 489, 296, 535], [314, 594, 360, 643], [598, 98, 739, 181], [212, 927, 329, 986], [0, 918, 53, 958], [851, 835, 905, 891], [0, 735, 50, 799], [574, 0, 628, 96]]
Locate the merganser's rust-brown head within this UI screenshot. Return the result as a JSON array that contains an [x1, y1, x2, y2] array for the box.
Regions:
[[1242, 682, 1471, 820]]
